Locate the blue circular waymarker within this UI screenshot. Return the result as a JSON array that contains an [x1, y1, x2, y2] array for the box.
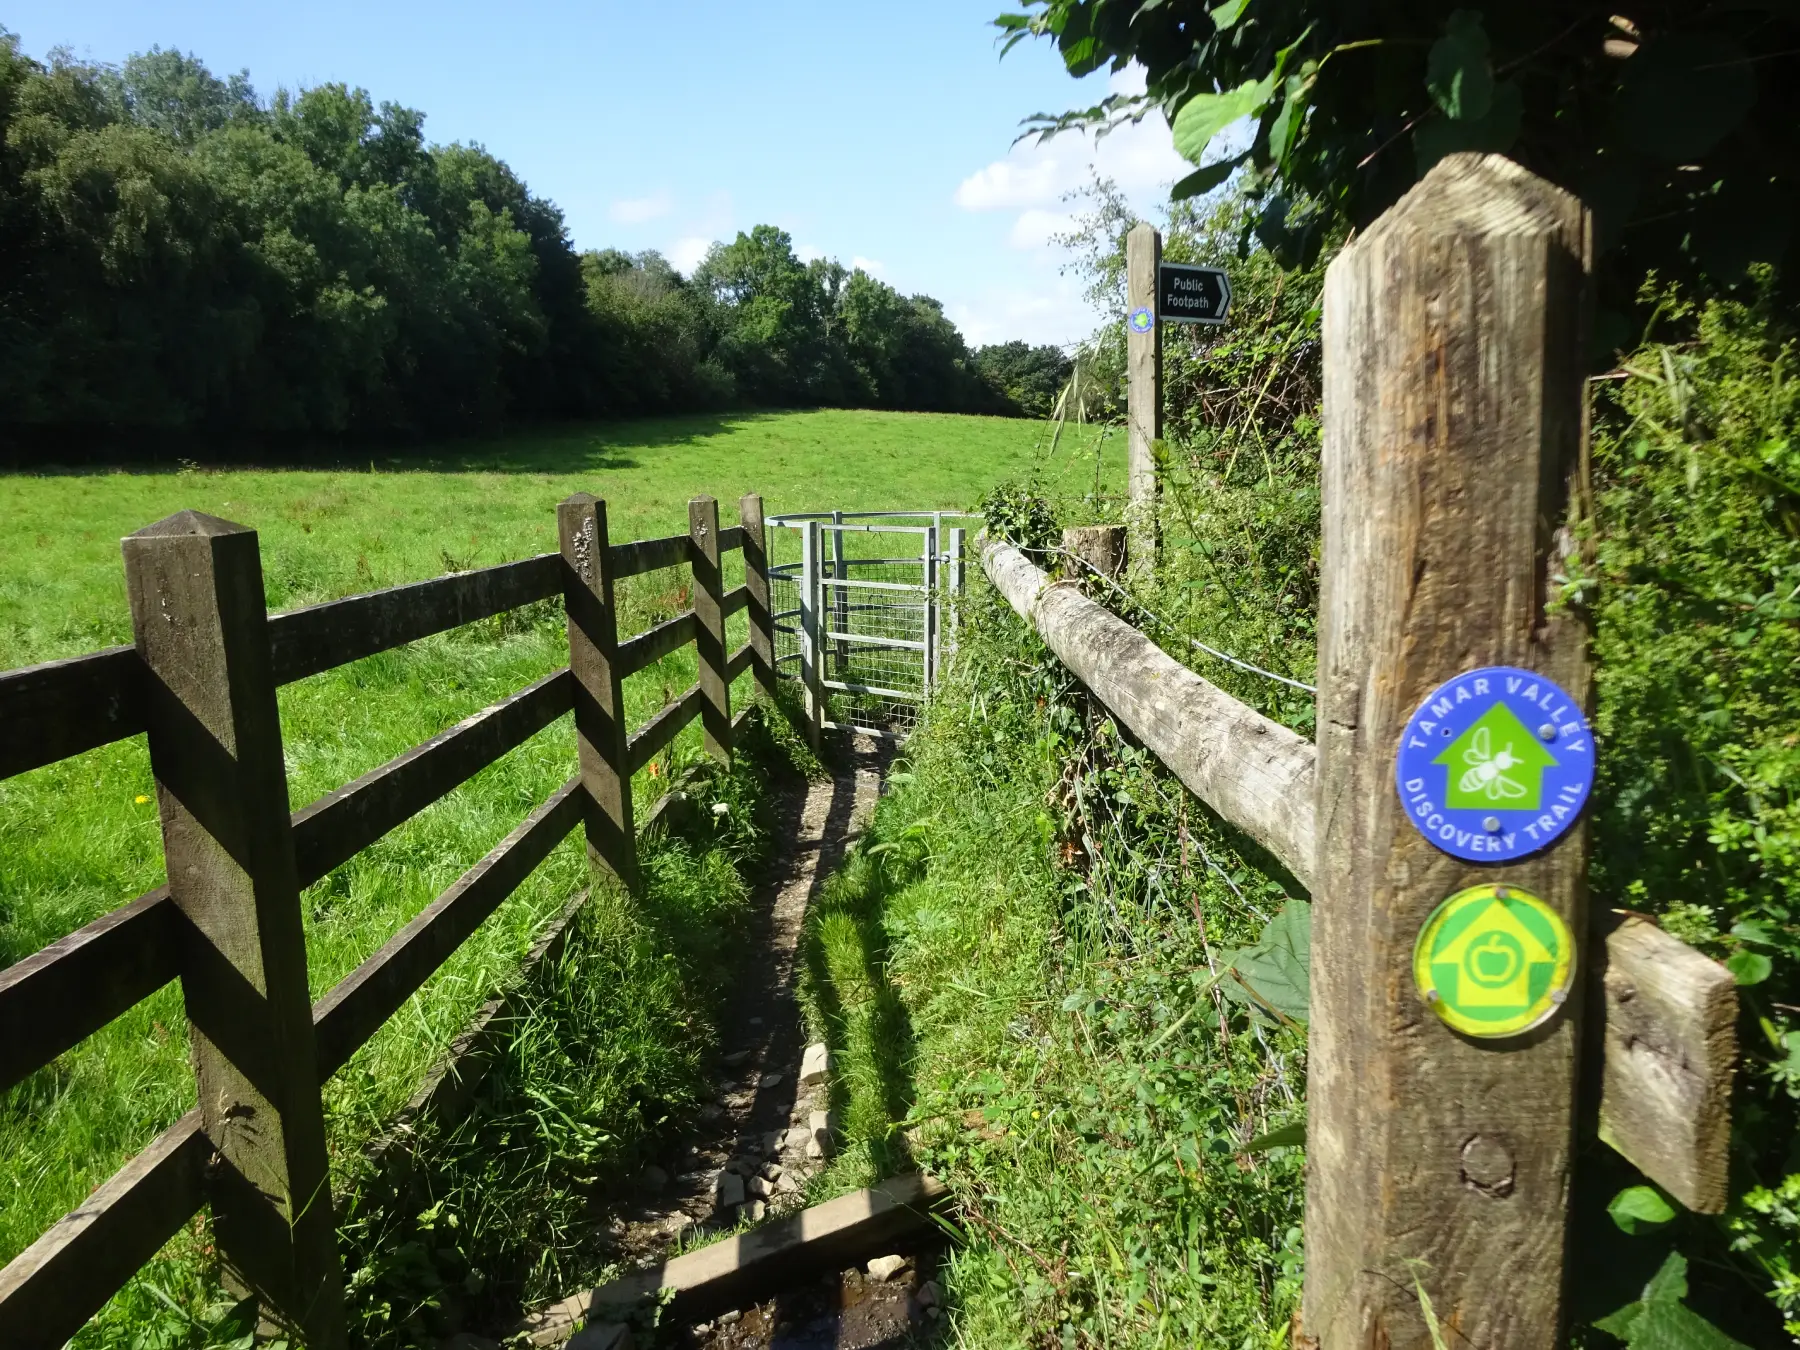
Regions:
[[1394, 666, 1594, 863], [1128, 307, 1154, 334]]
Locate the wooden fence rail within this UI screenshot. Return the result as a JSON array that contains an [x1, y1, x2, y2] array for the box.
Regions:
[[0, 492, 779, 1348]]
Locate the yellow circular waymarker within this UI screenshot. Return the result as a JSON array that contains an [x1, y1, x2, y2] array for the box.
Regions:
[[1413, 884, 1574, 1038]]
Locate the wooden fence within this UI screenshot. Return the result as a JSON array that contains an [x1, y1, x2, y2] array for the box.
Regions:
[[982, 154, 1740, 1350], [0, 491, 778, 1347]]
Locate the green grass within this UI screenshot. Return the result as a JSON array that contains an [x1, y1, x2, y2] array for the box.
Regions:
[[0, 407, 1092, 1336], [795, 584, 1306, 1348]]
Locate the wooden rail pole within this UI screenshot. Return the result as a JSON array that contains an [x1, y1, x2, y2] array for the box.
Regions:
[[121, 512, 347, 1347], [739, 493, 779, 706], [689, 495, 731, 763], [1305, 154, 1591, 1350], [558, 494, 637, 889], [1126, 222, 1162, 573]]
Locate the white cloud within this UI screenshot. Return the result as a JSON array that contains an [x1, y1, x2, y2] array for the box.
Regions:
[[795, 242, 825, 263], [1007, 209, 1075, 252], [667, 236, 711, 273], [609, 190, 672, 224], [850, 255, 886, 277], [947, 277, 1092, 349]]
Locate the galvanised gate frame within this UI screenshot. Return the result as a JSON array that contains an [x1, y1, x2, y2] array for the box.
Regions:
[[766, 510, 974, 740]]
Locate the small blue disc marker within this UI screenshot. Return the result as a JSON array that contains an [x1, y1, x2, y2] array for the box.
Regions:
[[1128, 307, 1154, 334], [1394, 666, 1594, 863]]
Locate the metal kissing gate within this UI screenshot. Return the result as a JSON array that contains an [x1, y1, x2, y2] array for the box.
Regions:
[[766, 510, 973, 739]]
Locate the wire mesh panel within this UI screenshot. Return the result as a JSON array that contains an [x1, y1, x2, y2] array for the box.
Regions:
[[767, 511, 971, 737]]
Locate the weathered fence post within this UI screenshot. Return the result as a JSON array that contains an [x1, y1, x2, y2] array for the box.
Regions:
[[121, 512, 347, 1348], [1305, 153, 1591, 1349], [558, 494, 637, 889], [830, 509, 850, 676], [799, 520, 825, 751], [739, 492, 779, 706], [1126, 222, 1162, 572], [689, 495, 731, 764]]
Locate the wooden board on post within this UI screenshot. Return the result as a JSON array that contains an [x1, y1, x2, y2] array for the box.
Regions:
[[120, 512, 347, 1348], [1126, 222, 1162, 573], [739, 493, 779, 705], [1306, 153, 1592, 1350], [558, 494, 637, 890], [689, 496, 731, 763]]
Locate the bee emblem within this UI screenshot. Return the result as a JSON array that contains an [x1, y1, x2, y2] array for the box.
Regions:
[[1456, 726, 1529, 802]]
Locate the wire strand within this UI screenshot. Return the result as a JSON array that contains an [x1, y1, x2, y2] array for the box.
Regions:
[[1046, 544, 1319, 695]]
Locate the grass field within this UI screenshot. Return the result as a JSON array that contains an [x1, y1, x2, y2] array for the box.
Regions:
[[0, 407, 1106, 1333]]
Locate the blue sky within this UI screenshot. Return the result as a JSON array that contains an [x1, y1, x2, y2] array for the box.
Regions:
[[9, 1, 1192, 347]]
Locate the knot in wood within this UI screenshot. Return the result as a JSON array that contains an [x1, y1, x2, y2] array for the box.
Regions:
[[1460, 1133, 1516, 1198]]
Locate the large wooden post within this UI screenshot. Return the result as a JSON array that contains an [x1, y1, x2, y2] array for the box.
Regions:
[[559, 494, 637, 889], [689, 495, 731, 763], [738, 492, 780, 707], [799, 520, 825, 751], [1126, 222, 1162, 571], [121, 512, 347, 1347], [1306, 154, 1591, 1349]]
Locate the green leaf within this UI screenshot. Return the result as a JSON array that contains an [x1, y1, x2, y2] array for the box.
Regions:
[[1267, 76, 1308, 167], [1643, 1251, 1689, 1305], [1242, 1118, 1305, 1151], [1426, 10, 1493, 121], [1220, 899, 1311, 1024], [1208, 0, 1252, 31], [1171, 76, 1276, 165], [1171, 154, 1245, 201], [1626, 1299, 1751, 1349], [1608, 1185, 1677, 1234], [1414, 79, 1522, 174], [1730, 919, 1772, 945], [1726, 949, 1772, 985]]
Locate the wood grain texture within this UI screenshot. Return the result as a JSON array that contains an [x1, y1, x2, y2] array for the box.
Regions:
[[689, 496, 731, 763], [560, 495, 637, 890], [291, 669, 573, 888], [981, 539, 1315, 884], [311, 777, 582, 1078], [0, 644, 146, 780], [1125, 222, 1162, 571], [267, 554, 559, 685], [608, 532, 690, 580], [739, 494, 779, 704], [1597, 915, 1737, 1213], [122, 511, 347, 1345], [1061, 525, 1127, 581], [616, 611, 698, 680], [0, 1110, 209, 1346], [727, 641, 753, 684], [0, 886, 181, 1094], [628, 684, 702, 774], [1305, 154, 1591, 1350]]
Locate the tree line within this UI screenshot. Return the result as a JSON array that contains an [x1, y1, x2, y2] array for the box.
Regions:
[[0, 36, 1071, 448]]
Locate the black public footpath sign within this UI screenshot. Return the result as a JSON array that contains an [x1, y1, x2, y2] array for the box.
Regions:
[[1157, 262, 1231, 325]]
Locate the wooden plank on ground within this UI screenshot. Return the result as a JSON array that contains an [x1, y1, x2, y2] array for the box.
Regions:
[[0, 645, 147, 780], [0, 1110, 210, 1346], [528, 1173, 951, 1339], [311, 777, 583, 1077], [0, 887, 182, 1094], [609, 533, 690, 581], [267, 554, 561, 685], [290, 669, 573, 887], [1597, 914, 1738, 1213]]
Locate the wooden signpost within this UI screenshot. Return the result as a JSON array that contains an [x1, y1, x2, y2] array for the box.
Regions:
[[1125, 223, 1163, 572]]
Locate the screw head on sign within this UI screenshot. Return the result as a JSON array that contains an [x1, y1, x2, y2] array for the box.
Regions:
[[1495, 886, 1510, 899], [1483, 816, 1502, 833], [1424, 988, 1440, 1003], [1538, 722, 1558, 741]]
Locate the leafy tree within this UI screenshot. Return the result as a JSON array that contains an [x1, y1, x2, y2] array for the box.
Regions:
[[998, 3, 1800, 328], [973, 340, 1071, 417]]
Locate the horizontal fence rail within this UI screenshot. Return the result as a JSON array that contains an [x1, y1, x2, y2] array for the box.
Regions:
[[0, 492, 778, 1344]]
